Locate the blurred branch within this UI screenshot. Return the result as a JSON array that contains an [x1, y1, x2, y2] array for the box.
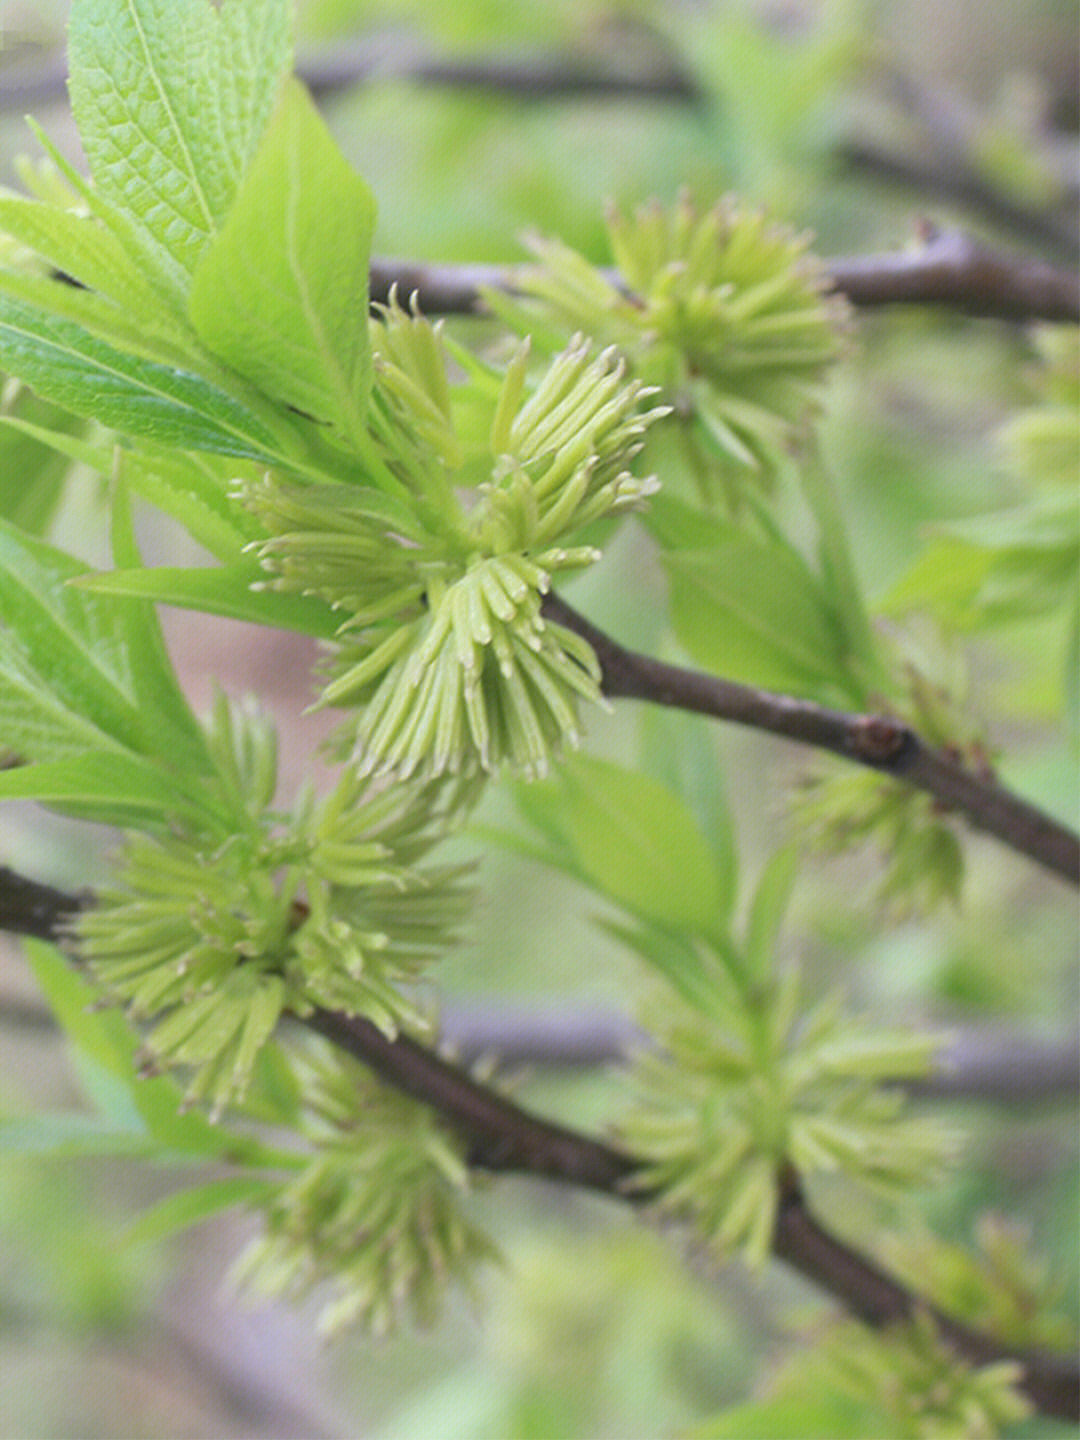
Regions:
[[826, 224, 1080, 321], [0, 39, 701, 111], [3, 987, 1075, 1105], [433, 1002, 1080, 1105], [0, 865, 1076, 1423], [837, 141, 1079, 261], [542, 595, 1080, 885], [368, 230, 1080, 322]]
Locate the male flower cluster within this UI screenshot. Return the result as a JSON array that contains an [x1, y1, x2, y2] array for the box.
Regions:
[[242, 300, 667, 778]]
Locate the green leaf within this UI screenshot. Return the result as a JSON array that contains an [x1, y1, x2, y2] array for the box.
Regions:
[[0, 1112, 162, 1159], [0, 283, 302, 461], [685, 1388, 877, 1439], [0, 639, 125, 761], [77, 563, 342, 636], [648, 496, 847, 694], [516, 753, 725, 937], [744, 844, 797, 984], [189, 79, 376, 448], [106, 473, 218, 766], [21, 939, 294, 1166], [0, 409, 119, 482], [67, 0, 292, 304], [0, 388, 85, 535], [0, 195, 178, 329], [0, 517, 153, 756], [122, 1176, 282, 1247], [637, 708, 737, 927], [119, 448, 263, 563], [0, 751, 207, 823], [0, 518, 210, 778]]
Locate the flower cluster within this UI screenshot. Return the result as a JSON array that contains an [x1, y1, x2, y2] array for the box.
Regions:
[[820, 1312, 1031, 1438], [793, 646, 990, 914], [243, 301, 667, 778], [485, 194, 850, 503], [71, 694, 475, 1114], [619, 957, 953, 1264], [233, 1045, 496, 1336]]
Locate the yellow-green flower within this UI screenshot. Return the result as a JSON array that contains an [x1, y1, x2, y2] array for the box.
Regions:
[[486, 194, 850, 505], [71, 695, 475, 1114], [243, 304, 667, 778], [234, 1045, 496, 1336], [619, 958, 952, 1264]]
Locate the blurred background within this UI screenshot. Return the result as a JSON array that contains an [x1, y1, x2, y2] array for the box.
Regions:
[[0, 1, 1076, 1435]]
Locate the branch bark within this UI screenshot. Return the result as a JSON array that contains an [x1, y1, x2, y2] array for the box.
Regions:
[[368, 228, 1080, 323], [542, 594, 1080, 885], [1, 866, 1076, 1422]]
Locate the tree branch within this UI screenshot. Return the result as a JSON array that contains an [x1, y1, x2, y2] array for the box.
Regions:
[[1, 866, 1076, 1421], [541, 595, 1080, 885], [368, 228, 1080, 323]]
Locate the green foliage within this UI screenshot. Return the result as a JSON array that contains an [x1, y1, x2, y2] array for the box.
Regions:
[[506, 761, 952, 1262], [188, 79, 377, 447], [67, 0, 293, 306], [0, 0, 1074, 1432]]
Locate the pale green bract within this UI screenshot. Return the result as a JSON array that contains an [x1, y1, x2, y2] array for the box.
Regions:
[[242, 302, 669, 778]]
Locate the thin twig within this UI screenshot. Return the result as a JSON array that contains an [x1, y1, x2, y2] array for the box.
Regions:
[[0, 867, 1076, 1421], [837, 141, 1079, 262], [369, 228, 1080, 323], [541, 595, 1080, 884]]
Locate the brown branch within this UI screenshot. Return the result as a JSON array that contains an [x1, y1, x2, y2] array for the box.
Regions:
[[1, 866, 1076, 1421], [368, 229, 1080, 324], [825, 224, 1080, 322], [542, 595, 1080, 885]]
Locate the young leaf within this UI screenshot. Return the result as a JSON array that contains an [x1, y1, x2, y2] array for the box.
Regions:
[[743, 844, 798, 984], [117, 448, 264, 564], [122, 1176, 282, 1247], [0, 283, 304, 461], [0, 387, 83, 536], [0, 751, 209, 824], [67, 0, 292, 305], [515, 754, 725, 937], [189, 79, 376, 448], [0, 517, 159, 757], [0, 196, 182, 334], [0, 517, 208, 770], [107, 474, 220, 762], [77, 563, 342, 636]]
